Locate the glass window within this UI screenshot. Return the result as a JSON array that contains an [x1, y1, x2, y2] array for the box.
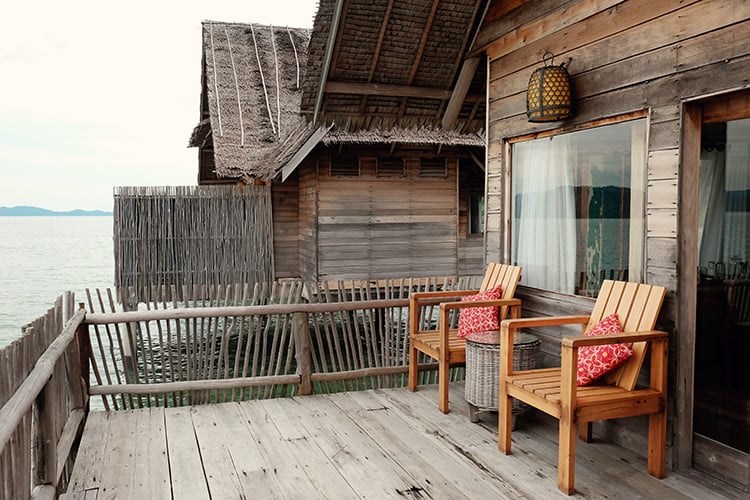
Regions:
[[511, 119, 647, 297], [470, 193, 485, 235]]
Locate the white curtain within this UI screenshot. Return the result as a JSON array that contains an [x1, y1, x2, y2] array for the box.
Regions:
[[698, 149, 725, 269], [699, 119, 750, 273], [723, 121, 750, 267], [513, 135, 577, 293]]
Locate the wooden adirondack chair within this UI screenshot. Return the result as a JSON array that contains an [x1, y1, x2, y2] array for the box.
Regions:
[[498, 280, 668, 495], [408, 263, 522, 413]]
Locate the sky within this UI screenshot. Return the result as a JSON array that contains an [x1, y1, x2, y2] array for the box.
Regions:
[[0, 0, 318, 211]]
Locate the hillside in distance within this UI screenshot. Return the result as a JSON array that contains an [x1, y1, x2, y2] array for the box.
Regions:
[[0, 206, 113, 216]]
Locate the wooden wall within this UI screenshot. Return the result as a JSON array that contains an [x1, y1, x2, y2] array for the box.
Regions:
[[315, 148, 460, 280], [271, 173, 300, 279], [479, 0, 750, 467], [298, 158, 319, 282]]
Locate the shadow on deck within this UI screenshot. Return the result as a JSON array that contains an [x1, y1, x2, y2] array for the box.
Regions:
[[61, 383, 740, 500]]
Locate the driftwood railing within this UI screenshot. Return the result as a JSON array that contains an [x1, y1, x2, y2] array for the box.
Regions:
[[0, 293, 88, 500], [0, 276, 480, 498]]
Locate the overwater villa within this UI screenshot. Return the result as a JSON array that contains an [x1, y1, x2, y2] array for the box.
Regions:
[[2, 1, 749, 498]]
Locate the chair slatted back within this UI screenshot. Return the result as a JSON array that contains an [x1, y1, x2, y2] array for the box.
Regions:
[[479, 263, 522, 321], [586, 280, 667, 390]]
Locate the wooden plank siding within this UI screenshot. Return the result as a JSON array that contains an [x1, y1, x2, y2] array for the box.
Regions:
[[479, 0, 750, 477], [315, 152, 460, 280], [272, 173, 300, 280], [298, 157, 319, 282]]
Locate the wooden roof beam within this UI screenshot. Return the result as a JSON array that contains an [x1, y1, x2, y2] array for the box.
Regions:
[[360, 0, 395, 115], [313, 0, 345, 125], [441, 57, 480, 129], [325, 81, 453, 100], [398, 0, 440, 121]]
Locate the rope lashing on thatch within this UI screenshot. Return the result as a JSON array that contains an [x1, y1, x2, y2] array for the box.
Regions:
[[209, 22, 223, 136], [271, 25, 281, 137], [287, 26, 300, 90], [250, 23, 276, 135], [224, 25, 245, 146]]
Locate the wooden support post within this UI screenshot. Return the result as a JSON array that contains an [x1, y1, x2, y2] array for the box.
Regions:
[[293, 312, 313, 396], [34, 380, 57, 490], [76, 311, 92, 412], [648, 339, 668, 479], [558, 343, 578, 495]]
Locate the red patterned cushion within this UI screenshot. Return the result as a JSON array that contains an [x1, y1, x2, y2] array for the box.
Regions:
[[576, 313, 633, 386], [457, 285, 503, 339]]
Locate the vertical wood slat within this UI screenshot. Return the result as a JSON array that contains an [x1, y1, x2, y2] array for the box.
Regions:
[[79, 275, 483, 408], [0, 293, 86, 499], [113, 185, 274, 304]]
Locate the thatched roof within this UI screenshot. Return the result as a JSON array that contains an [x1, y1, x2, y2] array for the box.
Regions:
[[322, 127, 484, 147], [190, 7, 489, 181], [188, 21, 315, 179], [301, 0, 489, 134]]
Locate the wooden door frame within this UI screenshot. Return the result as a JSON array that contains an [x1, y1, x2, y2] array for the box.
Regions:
[[678, 88, 750, 481]]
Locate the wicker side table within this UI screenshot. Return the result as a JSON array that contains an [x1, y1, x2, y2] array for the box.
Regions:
[[464, 330, 540, 424]]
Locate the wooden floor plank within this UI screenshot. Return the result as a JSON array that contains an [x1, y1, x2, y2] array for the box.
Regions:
[[237, 398, 327, 498], [334, 389, 522, 499], [293, 392, 430, 498], [190, 404, 246, 499], [66, 411, 109, 494], [256, 398, 361, 498], [96, 410, 137, 500], [202, 402, 284, 499], [62, 383, 744, 499], [133, 408, 171, 498], [164, 406, 210, 500]]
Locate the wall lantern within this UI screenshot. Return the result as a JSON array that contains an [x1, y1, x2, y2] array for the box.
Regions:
[[526, 51, 574, 122]]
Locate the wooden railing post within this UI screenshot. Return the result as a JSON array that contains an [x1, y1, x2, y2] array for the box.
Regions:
[[34, 377, 57, 490], [76, 305, 92, 411], [293, 312, 313, 396]]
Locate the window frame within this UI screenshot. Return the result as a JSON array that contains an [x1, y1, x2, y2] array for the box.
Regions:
[[506, 111, 649, 297]]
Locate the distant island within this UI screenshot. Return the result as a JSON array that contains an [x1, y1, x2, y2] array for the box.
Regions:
[[0, 206, 113, 216]]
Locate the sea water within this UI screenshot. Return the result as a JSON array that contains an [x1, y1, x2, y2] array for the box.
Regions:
[[0, 216, 114, 347]]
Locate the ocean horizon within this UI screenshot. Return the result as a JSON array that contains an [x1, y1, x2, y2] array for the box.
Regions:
[[0, 216, 115, 347]]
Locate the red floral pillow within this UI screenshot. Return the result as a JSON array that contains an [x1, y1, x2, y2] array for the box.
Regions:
[[457, 285, 503, 338], [576, 313, 633, 386]]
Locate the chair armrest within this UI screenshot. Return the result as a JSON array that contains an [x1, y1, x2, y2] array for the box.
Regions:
[[499, 316, 590, 376], [501, 315, 590, 332], [562, 330, 668, 348], [439, 298, 521, 311], [409, 289, 479, 306]]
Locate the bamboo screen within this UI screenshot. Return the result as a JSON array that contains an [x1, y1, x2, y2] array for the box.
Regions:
[[113, 185, 274, 302]]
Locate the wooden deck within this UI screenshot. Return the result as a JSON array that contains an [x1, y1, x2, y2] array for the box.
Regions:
[[62, 383, 741, 499]]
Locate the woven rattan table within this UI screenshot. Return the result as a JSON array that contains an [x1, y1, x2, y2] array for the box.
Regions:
[[464, 330, 540, 424]]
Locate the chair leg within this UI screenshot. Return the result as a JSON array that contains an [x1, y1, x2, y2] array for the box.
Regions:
[[647, 410, 667, 479], [438, 355, 450, 413], [498, 386, 513, 454], [557, 416, 576, 495], [408, 342, 418, 392], [578, 422, 592, 443]]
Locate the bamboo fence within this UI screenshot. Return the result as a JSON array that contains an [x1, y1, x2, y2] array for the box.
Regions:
[[113, 185, 274, 302], [0, 274, 485, 497], [81, 276, 482, 410]]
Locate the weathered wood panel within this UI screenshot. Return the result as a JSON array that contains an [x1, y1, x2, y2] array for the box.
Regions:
[[298, 159, 318, 282], [316, 157, 459, 280], [0, 294, 82, 500], [61, 385, 741, 500], [271, 173, 299, 279], [481, 0, 750, 473]]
